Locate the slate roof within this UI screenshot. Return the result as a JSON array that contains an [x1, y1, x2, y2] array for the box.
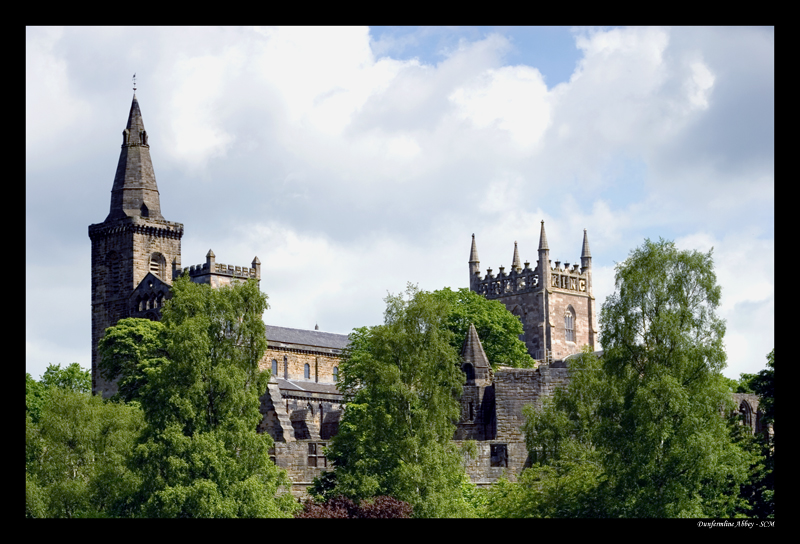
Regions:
[[275, 377, 342, 396], [265, 325, 350, 352]]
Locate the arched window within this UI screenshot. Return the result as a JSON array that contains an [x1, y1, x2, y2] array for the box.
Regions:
[[150, 253, 166, 279], [271, 359, 278, 376], [283, 355, 288, 379], [304, 363, 310, 380], [565, 306, 576, 342], [333, 366, 339, 383]]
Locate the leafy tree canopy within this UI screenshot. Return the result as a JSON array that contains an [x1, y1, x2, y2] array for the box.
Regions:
[[431, 287, 536, 368], [26, 387, 145, 518], [513, 239, 752, 517], [118, 275, 296, 517], [98, 318, 167, 403], [26, 363, 92, 424], [315, 284, 472, 517]]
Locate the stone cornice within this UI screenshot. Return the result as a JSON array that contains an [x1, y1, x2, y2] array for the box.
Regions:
[[89, 217, 184, 240]]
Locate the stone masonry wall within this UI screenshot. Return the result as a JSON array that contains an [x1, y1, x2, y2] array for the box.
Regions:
[[260, 348, 341, 384], [547, 288, 595, 362], [89, 217, 182, 397]]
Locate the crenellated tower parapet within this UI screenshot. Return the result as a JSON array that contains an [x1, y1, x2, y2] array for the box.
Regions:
[[473, 260, 542, 299], [185, 249, 261, 288]]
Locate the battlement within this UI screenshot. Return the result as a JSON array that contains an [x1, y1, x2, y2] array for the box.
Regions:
[[548, 260, 591, 294], [88, 216, 184, 241], [186, 262, 259, 279], [474, 262, 541, 299], [185, 249, 261, 288]]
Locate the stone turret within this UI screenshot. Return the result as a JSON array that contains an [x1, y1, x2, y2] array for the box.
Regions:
[[469, 233, 481, 291], [580, 229, 591, 272], [511, 241, 522, 272], [461, 323, 492, 385]]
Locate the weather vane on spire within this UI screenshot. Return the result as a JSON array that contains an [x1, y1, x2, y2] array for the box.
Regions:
[[133, 73, 137, 93]]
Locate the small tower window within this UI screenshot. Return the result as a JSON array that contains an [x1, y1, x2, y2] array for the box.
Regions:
[[491, 444, 508, 467], [333, 366, 338, 383], [150, 253, 166, 279], [283, 355, 288, 379], [304, 363, 310, 380], [565, 306, 576, 343], [140, 203, 149, 217]]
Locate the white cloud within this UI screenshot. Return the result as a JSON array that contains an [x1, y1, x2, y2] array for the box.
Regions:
[[25, 27, 774, 381]]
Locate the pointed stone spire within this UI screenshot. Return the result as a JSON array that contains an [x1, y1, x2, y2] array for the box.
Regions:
[[581, 229, 592, 271], [512, 241, 522, 272], [538, 220, 549, 251], [469, 234, 481, 290], [461, 323, 490, 369], [469, 233, 480, 264], [106, 94, 163, 222], [581, 229, 591, 259]]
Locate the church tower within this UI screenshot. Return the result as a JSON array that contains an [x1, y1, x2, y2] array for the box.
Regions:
[[88, 93, 184, 397], [469, 222, 597, 363]]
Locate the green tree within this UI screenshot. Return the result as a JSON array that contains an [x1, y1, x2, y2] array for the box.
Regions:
[[27, 363, 93, 424], [316, 285, 471, 517], [40, 362, 92, 393], [511, 239, 751, 518], [98, 318, 167, 403], [737, 349, 774, 518], [431, 287, 536, 368], [26, 387, 145, 518], [121, 275, 296, 518]]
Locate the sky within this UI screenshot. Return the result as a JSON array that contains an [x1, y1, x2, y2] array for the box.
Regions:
[[26, 26, 774, 381]]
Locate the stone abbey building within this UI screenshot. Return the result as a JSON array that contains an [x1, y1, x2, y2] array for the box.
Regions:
[[90, 95, 765, 496]]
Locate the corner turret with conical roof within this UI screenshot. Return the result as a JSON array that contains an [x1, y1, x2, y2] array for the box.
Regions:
[[455, 324, 495, 441]]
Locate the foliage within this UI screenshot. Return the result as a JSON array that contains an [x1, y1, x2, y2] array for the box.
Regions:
[[26, 387, 145, 518], [314, 284, 471, 517], [40, 362, 92, 393], [295, 495, 413, 518], [736, 349, 774, 518], [27, 363, 92, 424], [431, 287, 536, 368], [123, 275, 297, 517], [507, 239, 752, 517], [26, 373, 48, 424], [98, 318, 167, 403]]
